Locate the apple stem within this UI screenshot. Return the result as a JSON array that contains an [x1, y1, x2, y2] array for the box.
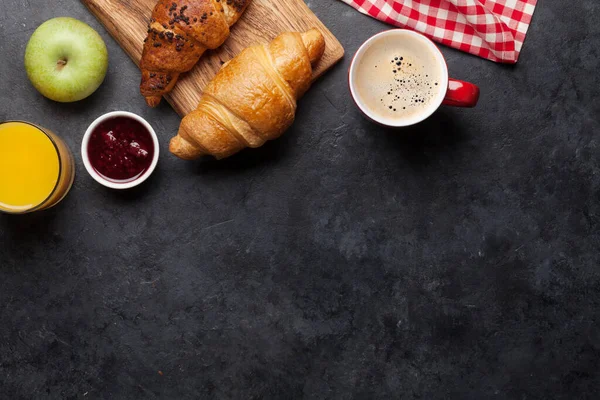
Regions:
[[56, 58, 67, 71]]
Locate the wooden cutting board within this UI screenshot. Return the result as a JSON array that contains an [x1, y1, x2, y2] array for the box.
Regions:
[[81, 0, 345, 116]]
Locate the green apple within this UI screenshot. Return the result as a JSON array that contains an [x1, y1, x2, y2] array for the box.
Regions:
[[24, 17, 109, 102]]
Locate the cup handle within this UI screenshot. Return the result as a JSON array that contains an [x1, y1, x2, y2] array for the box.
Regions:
[[442, 79, 480, 108]]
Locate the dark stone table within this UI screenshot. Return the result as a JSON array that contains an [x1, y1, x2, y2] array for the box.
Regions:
[[1, 1, 599, 398]]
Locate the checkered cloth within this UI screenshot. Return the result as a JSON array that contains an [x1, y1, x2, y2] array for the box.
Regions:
[[340, 0, 538, 63]]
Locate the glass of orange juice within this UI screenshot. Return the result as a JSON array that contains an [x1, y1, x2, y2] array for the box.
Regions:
[[0, 121, 75, 214]]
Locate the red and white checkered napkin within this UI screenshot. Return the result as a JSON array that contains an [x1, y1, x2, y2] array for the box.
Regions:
[[340, 0, 538, 63]]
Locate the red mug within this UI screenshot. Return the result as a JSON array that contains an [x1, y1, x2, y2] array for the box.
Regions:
[[349, 29, 480, 127]]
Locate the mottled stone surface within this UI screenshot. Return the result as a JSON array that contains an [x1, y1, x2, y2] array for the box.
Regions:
[[1, 0, 599, 398]]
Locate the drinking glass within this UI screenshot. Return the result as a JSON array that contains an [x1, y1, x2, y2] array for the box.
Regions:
[[0, 121, 75, 214]]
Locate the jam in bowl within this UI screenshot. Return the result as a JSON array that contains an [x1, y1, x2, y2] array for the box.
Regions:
[[82, 111, 159, 189]]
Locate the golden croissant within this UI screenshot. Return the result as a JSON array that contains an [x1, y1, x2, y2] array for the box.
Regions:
[[140, 0, 252, 107], [169, 28, 326, 159]]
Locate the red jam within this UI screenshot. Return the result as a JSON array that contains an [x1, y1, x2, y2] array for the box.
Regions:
[[88, 116, 154, 183]]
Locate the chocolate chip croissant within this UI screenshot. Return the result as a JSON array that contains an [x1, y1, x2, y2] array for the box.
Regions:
[[140, 0, 252, 107], [169, 28, 326, 160]]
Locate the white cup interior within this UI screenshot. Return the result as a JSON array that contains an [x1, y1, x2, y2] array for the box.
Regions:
[[81, 111, 160, 190], [349, 29, 449, 127]]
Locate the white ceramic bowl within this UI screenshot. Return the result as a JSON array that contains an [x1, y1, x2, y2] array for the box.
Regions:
[[81, 111, 159, 189]]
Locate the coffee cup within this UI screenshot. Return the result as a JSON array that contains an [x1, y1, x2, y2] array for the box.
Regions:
[[349, 29, 480, 127]]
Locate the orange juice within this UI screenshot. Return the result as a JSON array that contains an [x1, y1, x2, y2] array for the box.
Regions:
[[0, 121, 75, 213]]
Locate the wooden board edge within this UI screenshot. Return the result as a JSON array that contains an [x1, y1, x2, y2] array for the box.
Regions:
[[81, 0, 142, 69], [296, 0, 346, 59]]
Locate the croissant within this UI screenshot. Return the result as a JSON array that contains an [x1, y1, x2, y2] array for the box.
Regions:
[[169, 28, 326, 160], [140, 0, 252, 107]]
